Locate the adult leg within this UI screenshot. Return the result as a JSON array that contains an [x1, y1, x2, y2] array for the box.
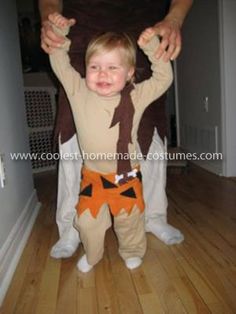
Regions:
[[50, 134, 82, 258], [137, 88, 184, 245], [139, 128, 184, 245]]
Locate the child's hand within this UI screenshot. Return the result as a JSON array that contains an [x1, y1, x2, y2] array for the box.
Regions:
[[138, 27, 156, 48], [48, 12, 76, 29], [41, 12, 75, 54]]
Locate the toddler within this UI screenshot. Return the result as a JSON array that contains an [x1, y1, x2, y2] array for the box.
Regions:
[[49, 13, 173, 272]]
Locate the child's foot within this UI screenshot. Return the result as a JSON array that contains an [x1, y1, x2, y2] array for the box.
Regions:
[[125, 257, 142, 269], [77, 254, 93, 273]]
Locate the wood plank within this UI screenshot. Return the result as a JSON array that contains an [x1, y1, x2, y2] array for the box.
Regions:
[[55, 255, 78, 314], [105, 229, 143, 314], [95, 250, 121, 314], [34, 229, 61, 314], [78, 287, 98, 314], [142, 243, 187, 313], [138, 293, 165, 314], [3, 203, 56, 314], [0, 214, 44, 313], [146, 236, 210, 313], [76, 249, 99, 314], [168, 206, 236, 312]]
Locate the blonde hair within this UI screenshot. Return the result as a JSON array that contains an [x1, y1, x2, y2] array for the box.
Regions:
[[85, 32, 136, 69]]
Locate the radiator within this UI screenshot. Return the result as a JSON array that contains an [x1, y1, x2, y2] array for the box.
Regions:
[[24, 87, 57, 173]]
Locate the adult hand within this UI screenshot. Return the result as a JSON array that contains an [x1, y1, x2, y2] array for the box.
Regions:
[[40, 14, 76, 54], [153, 19, 182, 62]]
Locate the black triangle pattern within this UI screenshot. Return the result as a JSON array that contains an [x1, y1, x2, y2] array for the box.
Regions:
[[80, 184, 92, 197], [101, 176, 118, 189], [120, 187, 136, 198]]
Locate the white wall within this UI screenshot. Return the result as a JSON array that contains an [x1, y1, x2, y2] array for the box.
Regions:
[[0, 0, 40, 305], [177, 0, 236, 176], [177, 0, 223, 175], [219, 0, 236, 176]]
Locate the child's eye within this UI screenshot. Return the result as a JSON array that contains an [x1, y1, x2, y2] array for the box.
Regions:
[[89, 65, 99, 70], [109, 66, 118, 70]]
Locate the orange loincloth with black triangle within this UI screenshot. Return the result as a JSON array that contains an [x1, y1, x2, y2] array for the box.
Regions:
[[76, 166, 145, 218]]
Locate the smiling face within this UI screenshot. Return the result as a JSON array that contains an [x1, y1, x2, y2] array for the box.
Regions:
[[86, 48, 134, 97]]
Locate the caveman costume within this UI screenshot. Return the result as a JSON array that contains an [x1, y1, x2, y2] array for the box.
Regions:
[[50, 29, 173, 264], [50, 0, 184, 260]]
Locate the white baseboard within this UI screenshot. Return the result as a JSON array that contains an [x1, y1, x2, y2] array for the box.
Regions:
[[0, 189, 41, 306]]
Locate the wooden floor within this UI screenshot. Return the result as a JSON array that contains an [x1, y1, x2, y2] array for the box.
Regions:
[[1, 165, 236, 314]]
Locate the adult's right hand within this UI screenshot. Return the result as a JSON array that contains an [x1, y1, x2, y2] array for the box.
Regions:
[[41, 14, 75, 54], [153, 18, 182, 62]]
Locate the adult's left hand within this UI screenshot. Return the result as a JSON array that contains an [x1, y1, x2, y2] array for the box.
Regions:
[[153, 19, 182, 62]]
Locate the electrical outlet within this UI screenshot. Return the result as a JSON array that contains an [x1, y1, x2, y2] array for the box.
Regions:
[[0, 153, 6, 188]]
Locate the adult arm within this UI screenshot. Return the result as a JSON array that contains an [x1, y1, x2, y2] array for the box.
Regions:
[[39, 0, 62, 22], [39, 0, 75, 53], [154, 0, 193, 61]]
